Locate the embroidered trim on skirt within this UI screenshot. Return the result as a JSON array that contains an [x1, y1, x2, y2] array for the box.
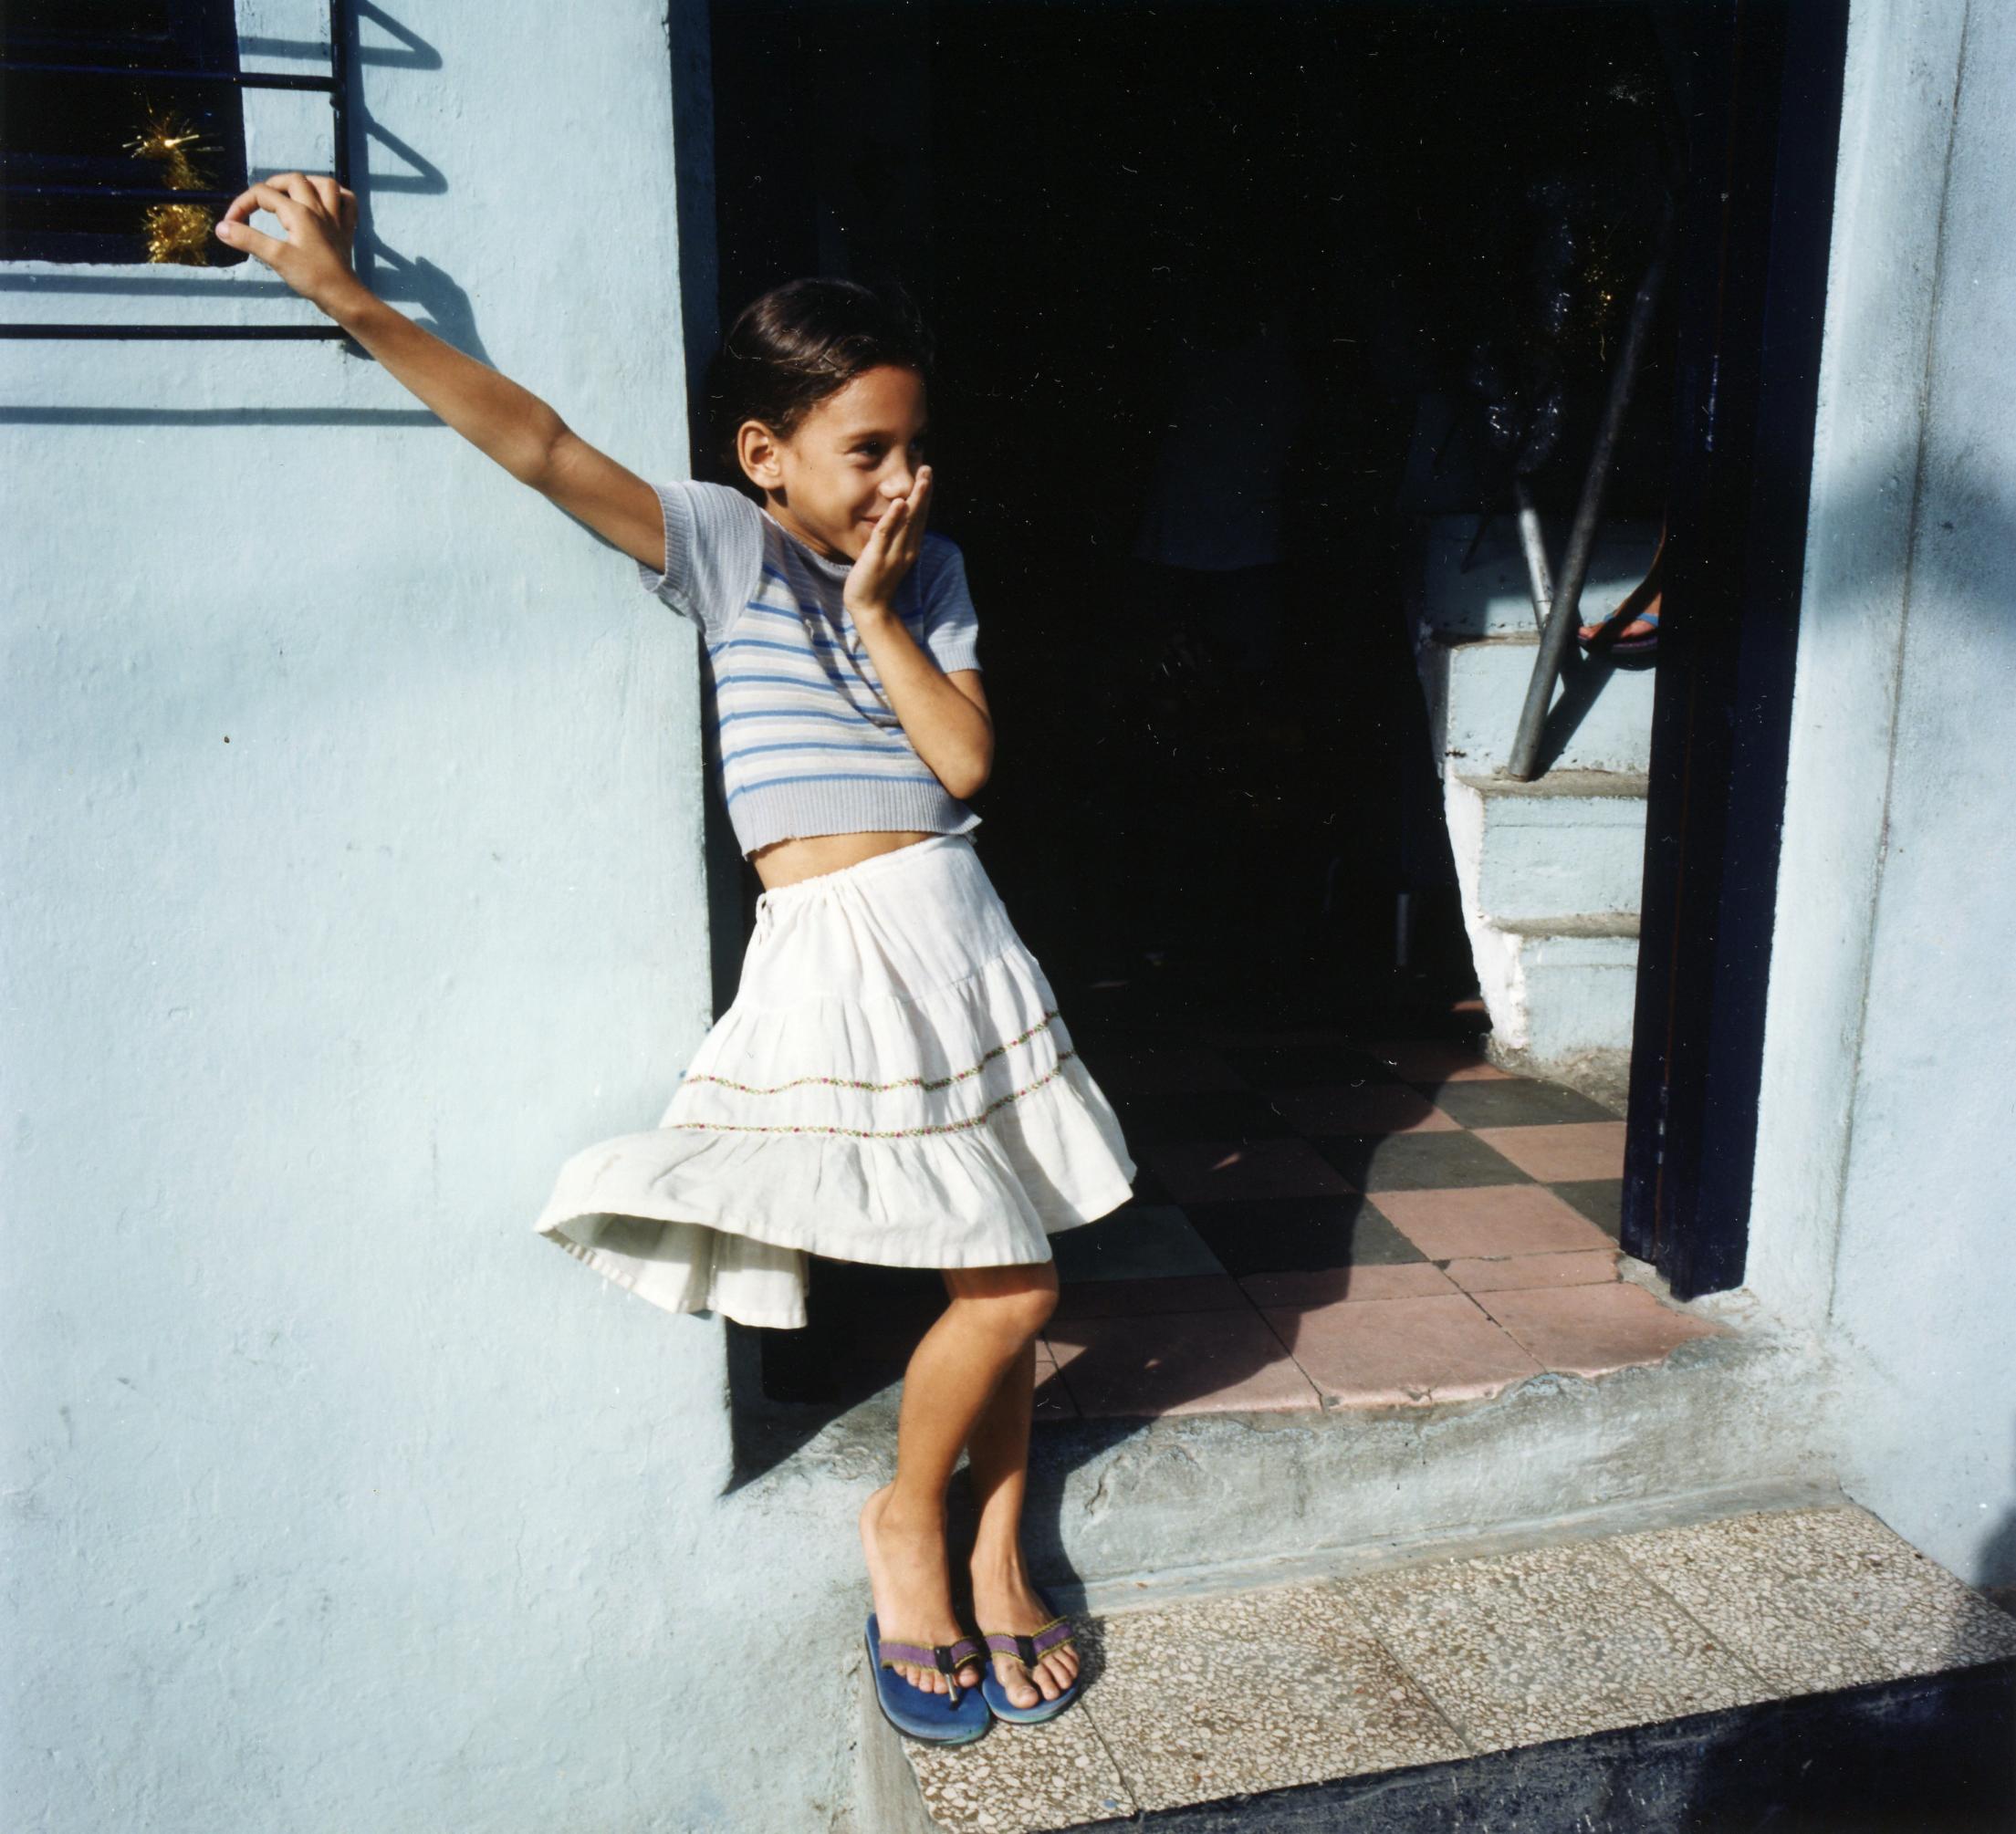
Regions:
[[533, 833, 1138, 1329]]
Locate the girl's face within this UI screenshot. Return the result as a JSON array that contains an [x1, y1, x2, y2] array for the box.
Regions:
[[739, 364, 929, 564]]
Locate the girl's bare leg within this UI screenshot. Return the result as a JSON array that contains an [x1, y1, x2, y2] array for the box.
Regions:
[[964, 1333, 1083, 1708], [860, 1261, 1058, 1694]]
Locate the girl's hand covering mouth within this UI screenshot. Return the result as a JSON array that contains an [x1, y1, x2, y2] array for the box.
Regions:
[[214, 172, 366, 318], [845, 465, 934, 620]]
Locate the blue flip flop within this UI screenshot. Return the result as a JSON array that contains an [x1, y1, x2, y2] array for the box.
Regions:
[[865, 1614, 991, 1745], [977, 1591, 1082, 1725]]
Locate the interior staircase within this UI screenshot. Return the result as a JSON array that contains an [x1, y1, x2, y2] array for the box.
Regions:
[[1406, 516, 1662, 1089]]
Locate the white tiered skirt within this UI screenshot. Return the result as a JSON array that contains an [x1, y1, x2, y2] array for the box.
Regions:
[[533, 833, 1138, 1329]]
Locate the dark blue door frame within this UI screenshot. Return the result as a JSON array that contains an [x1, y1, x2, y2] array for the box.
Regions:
[[1621, 0, 1853, 1298]]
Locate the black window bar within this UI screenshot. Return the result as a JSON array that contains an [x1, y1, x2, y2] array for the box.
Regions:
[[0, 0, 349, 339]]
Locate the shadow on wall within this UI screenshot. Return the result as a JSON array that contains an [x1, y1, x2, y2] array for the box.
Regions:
[[0, 2, 491, 429], [1796, 456, 2016, 636], [1533, 450, 2016, 772]]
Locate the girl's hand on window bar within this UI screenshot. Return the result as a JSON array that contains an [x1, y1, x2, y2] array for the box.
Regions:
[[214, 173, 367, 319]]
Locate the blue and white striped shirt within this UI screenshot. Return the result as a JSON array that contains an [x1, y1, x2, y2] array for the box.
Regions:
[[636, 479, 984, 859]]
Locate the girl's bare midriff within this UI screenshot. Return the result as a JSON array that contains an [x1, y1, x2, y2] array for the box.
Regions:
[[750, 829, 939, 891]]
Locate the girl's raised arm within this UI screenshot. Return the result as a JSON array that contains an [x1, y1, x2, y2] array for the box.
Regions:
[[216, 173, 663, 571]]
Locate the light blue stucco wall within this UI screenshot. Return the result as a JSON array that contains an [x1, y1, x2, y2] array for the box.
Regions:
[[7, 4, 2014, 1829], [0, 5, 867, 1829], [1750, 0, 2016, 1589]]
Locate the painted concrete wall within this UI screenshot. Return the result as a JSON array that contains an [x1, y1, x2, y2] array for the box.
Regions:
[[6, 4, 2012, 1829], [1750, 0, 2016, 1589], [0, 5, 860, 1828]]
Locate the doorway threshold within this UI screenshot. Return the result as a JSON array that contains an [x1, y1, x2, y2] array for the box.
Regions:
[[1032, 1020, 1708, 1422]]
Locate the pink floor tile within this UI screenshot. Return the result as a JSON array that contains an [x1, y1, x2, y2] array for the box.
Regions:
[[1046, 1309, 1321, 1418], [1442, 1249, 1621, 1295], [1472, 1121, 1628, 1182], [1052, 1274, 1250, 1320], [1240, 1264, 1459, 1308], [1262, 1293, 1545, 1406], [1145, 1137, 1356, 1204], [1369, 1185, 1614, 1261], [1098, 1044, 1249, 1096], [1476, 1280, 1730, 1376], [1271, 1085, 1462, 1135], [1363, 1040, 1512, 1082]]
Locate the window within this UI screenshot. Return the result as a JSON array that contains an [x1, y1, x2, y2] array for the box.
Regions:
[[1, 0, 250, 266]]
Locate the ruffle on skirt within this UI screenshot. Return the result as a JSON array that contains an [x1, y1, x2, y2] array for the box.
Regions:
[[534, 834, 1138, 1329]]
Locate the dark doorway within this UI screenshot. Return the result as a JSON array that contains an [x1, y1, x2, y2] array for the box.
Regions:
[[707, 0, 1680, 1023], [700, 1, 1826, 1430]]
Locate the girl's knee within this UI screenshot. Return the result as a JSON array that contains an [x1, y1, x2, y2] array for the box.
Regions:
[[945, 1261, 1059, 1340]]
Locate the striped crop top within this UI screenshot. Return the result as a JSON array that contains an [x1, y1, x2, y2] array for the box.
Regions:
[[636, 478, 985, 859]]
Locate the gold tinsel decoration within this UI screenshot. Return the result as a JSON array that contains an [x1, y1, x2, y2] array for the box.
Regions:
[[125, 106, 215, 266]]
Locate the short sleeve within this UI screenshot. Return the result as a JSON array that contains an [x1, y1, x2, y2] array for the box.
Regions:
[[916, 535, 983, 674], [635, 479, 765, 641]]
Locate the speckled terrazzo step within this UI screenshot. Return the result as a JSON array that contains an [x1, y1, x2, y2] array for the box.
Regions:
[[862, 1498, 2016, 1833]]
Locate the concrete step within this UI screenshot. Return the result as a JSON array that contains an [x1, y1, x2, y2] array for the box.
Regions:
[[1478, 920, 1642, 1066], [795, 1283, 1835, 1688], [1438, 770, 1646, 1067], [1413, 516, 1664, 643], [1410, 516, 1661, 777], [1447, 769, 1649, 925], [867, 1495, 2016, 1832], [1420, 633, 1660, 776]]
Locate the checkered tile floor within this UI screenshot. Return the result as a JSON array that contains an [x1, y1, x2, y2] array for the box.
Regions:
[[1027, 1026, 1729, 1420], [758, 1024, 1731, 1418]]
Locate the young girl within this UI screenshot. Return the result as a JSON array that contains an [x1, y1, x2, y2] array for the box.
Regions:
[[215, 176, 1137, 1744]]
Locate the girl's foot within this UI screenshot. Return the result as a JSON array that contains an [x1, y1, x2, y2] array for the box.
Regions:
[[970, 1558, 1081, 1710], [860, 1484, 982, 1696], [1580, 592, 1661, 649], [1581, 521, 1667, 647]]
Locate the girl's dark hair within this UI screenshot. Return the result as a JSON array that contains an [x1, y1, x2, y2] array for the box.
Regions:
[[706, 276, 935, 484]]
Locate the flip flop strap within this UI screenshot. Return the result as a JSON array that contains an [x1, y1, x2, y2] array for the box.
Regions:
[[878, 1634, 985, 1706], [983, 1615, 1077, 1670]]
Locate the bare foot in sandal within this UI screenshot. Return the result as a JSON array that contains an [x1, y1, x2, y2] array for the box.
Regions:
[[1580, 578, 1661, 645], [971, 1556, 1081, 1709], [1581, 520, 1666, 646], [860, 1483, 983, 1696]]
